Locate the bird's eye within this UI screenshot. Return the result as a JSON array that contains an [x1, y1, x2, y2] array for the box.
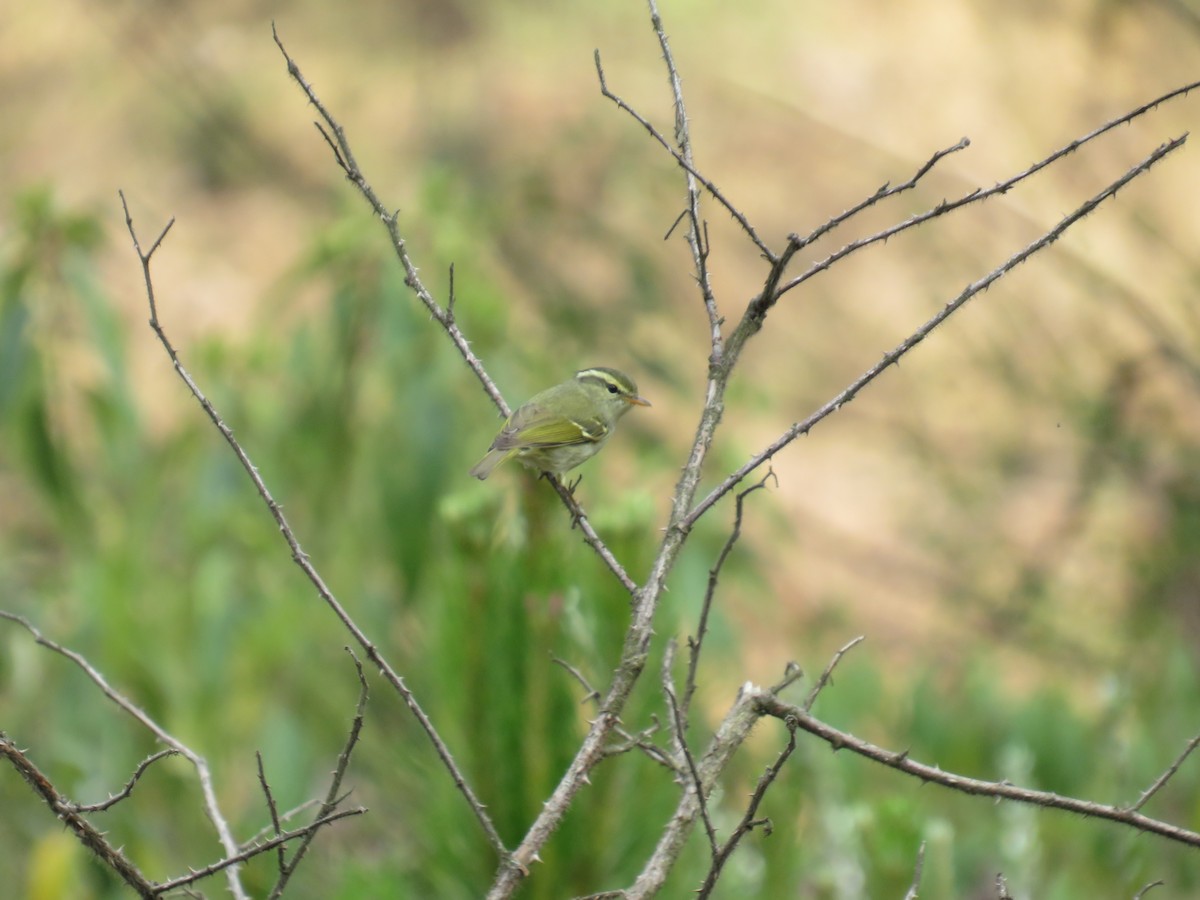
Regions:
[[607, 384, 620, 394]]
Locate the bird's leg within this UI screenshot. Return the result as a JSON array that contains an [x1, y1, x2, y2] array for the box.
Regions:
[[564, 475, 587, 529]]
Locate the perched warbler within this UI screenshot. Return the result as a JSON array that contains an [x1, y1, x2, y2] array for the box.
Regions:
[[469, 367, 649, 479]]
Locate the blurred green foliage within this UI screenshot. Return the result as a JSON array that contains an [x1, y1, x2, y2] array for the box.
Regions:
[[3, 185, 1200, 900]]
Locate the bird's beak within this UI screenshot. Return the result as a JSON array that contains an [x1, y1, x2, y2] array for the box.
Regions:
[[627, 395, 651, 407]]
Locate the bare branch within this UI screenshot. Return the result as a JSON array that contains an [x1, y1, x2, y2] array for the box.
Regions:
[[552, 655, 603, 704], [733, 137, 970, 345], [641, 0, 724, 358], [803, 635, 866, 712], [728, 136, 973, 362], [494, 8, 977, 892], [593, 51, 772, 263], [1133, 880, 1166, 899], [69, 749, 180, 813], [753, 689, 1200, 848], [796, 138, 971, 253], [154, 807, 366, 894], [268, 647, 371, 898], [545, 475, 638, 594], [695, 718, 798, 898], [777, 79, 1200, 300], [626, 685, 763, 899], [599, 725, 679, 773], [117, 194, 507, 860], [663, 672, 719, 858], [684, 470, 776, 722], [269, 26, 504, 409], [0, 610, 248, 899], [769, 661, 804, 695], [685, 133, 1189, 525], [903, 841, 927, 900], [255, 752, 287, 876], [552, 656, 677, 771], [1127, 733, 1200, 813], [241, 800, 323, 845], [1, 734, 158, 898]]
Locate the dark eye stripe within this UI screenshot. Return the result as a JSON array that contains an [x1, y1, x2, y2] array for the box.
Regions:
[[576, 367, 636, 396]]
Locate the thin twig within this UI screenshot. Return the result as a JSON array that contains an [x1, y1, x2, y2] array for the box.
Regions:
[[70, 749, 180, 813], [255, 752, 287, 875], [1133, 880, 1166, 899], [552, 655, 675, 770], [903, 841, 927, 900], [117, 192, 508, 860], [684, 133, 1189, 527], [803, 635, 866, 712], [0, 611, 249, 900], [776, 78, 1200, 301], [599, 723, 680, 774], [270, 26, 504, 408], [695, 718, 798, 899], [552, 656, 603, 704], [795, 138, 971, 253], [268, 648, 371, 899], [683, 470, 775, 722], [545, 476, 637, 593], [645, 0, 722, 350], [241, 799, 323, 845], [1127, 733, 1200, 813], [593, 50, 772, 263], [733, 138, 970, 342], [154, 807, 366, 894], [769, 661, 804, 695], [663, 668, 719, 858]]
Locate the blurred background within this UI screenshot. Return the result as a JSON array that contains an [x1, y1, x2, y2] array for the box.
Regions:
[[3, 0, 1200, 897]]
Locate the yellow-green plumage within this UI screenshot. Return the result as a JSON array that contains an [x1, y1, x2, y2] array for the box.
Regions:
[[469, 367, 649, 479]]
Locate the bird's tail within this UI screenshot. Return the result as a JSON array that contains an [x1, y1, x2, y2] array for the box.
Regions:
[[469, 448, 511, 480]]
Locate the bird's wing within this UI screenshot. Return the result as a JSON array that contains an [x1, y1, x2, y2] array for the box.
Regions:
[[492, 403, 609, 450]]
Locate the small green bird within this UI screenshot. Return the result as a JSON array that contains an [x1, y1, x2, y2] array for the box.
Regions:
[[470, 367, 650, 480]]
